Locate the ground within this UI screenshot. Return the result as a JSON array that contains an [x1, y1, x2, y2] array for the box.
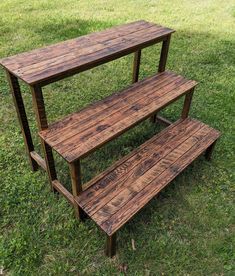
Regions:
[[0, 0, 234, 275]]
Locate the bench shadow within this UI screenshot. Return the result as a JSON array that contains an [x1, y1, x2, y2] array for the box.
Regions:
[[32, 18, 114, 44]]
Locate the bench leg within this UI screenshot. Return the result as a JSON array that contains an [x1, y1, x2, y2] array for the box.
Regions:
[[6, 71, 38, 171], [132, 49, 141, 83], [181, 89, 194, 119], [31, 85, 57, 191], [105, 233, 117, 258], [151, 35, 172, 123], [69, 160, 87, 220], [205, 141, 217, 161]]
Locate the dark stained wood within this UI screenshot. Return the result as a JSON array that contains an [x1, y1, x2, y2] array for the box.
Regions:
[[181, 88, 194, 119], [1, 21, 151, 70], [105, 233, 116, 257], [0, 21, 174, 86], [69, 160, 86, 220], [158, 35, 171, 72], [151, 35, 171, 122], [52, 180, 74, 205], [78, 119, 204, 218], [40, 71, 171, 140], [30, 151, 47, 171], [205, 140, 217, 161], [30, 85, 57, 189], [77, 118, 197, 209], [155, 115, 172, 126], [132, 50, 141, 83], [5, 71, 38, 171], [39, 71, 197, 163], [82, 118, 184, 193], [74, 119, 220, 236]]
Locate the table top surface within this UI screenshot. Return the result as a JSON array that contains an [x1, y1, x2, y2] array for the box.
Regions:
[[0, 20, 174, 86]]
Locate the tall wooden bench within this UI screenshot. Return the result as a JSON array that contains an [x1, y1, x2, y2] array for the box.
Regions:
[[1, 20, 220, 257]]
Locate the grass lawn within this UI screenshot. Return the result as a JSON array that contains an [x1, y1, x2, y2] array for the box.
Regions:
[[0, 0, 235, 275]]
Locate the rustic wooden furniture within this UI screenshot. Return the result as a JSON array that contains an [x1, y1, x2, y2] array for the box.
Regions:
[[0, 20, 220, 257]]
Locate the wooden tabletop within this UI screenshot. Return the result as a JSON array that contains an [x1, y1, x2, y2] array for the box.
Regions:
[[0, 20, 174, 86]]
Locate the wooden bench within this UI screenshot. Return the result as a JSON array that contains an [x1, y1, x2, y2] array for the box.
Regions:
[[75, 118, 220, 256], [39, 71, 197, 162], [1, 20, 221, 257]]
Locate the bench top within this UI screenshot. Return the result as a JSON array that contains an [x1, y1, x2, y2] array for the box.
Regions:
[[39, 71, 197, 163], [75, 118, 220, 235], [0, 20, 174, 86]]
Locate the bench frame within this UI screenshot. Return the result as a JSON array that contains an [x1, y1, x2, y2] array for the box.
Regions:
[[3, 22, 219, 257]]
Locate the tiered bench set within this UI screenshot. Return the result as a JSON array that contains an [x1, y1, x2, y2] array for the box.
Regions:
[[1, 20, 220, 257]]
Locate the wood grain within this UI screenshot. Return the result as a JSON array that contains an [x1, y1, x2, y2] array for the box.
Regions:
[[0, 21, 174, 86], [39, 71, 197, 162], [74, 119, 220, 235]]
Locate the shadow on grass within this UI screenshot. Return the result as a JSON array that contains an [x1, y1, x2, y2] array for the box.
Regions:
[[32, 18, 114, 44]]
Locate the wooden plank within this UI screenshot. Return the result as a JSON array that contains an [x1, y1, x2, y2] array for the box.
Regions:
[[0, 21, 174, 85], [181, 88, 194, 119], [40, 71, 168, 137], [0, 21, 152, 70], [155, 115, 172, 126], [59, 79, 197, 162], [39, 72, 197, 163], [22, 27, 173, 86], [30, 151, 47, 171], [83, 120, 204, 218], [5, 71, 38, 171], [30, 85, 57, 189], [69, 160, 86, 220], [132, 50, 141, 83], [77, 118, 200, 210], [92, 125, 210, 225], [158, 35, 171, 72], [41, 71, 180, 146], [15, 25, 163, 76], [100, 128, 220, 235]]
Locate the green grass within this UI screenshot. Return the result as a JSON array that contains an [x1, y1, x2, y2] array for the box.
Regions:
[[0, 0, 235, 275]]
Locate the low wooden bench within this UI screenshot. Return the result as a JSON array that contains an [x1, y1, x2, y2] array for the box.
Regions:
[[75, 118, 220, 256]]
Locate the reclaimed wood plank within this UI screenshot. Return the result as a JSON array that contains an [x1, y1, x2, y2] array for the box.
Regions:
[[0, 21, 152, 70], [81, 118, 184, 192], [100, 128, 220, 235], [39, 72, 197, 162], [0, 21, 174, 85], [41, 72, 180, 146], [60, 79, 197, 162], [79, 119, 203, 216], [92, 125, 212, 226], [40, 71, 168, 137], [22, 27, 173, 85]]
